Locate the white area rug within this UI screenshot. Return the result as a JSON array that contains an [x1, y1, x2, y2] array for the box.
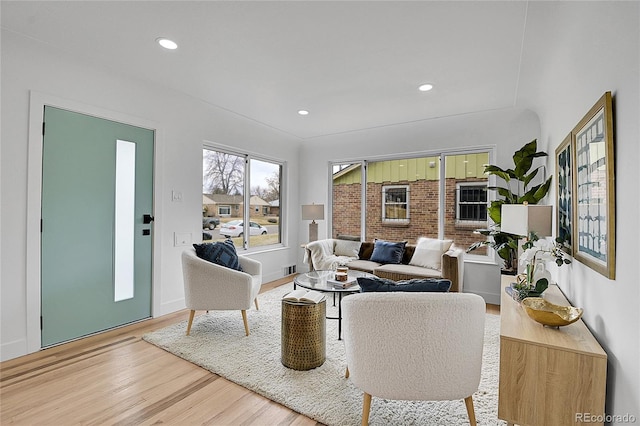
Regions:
[[144, 283, 506, 425]]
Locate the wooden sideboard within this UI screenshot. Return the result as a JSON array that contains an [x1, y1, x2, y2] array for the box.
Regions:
[[498, 276, 607, 426]]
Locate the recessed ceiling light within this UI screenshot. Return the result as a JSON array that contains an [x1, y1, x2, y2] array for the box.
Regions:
[[298, 110, 309, 116], [156, 38, 178, 50], [418, 83, 434, 92]]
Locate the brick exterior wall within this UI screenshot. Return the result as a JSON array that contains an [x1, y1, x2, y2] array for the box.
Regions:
[[332, 178, 487, 254], [332, 182, 362, 238]]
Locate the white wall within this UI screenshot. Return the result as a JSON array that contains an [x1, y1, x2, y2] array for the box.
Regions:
[[299, 106, 542, 305], [0, 32, 301, 360], [517, 1, 639, 420]]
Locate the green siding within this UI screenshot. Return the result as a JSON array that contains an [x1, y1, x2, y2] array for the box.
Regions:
[[334, 153, 488, 184]]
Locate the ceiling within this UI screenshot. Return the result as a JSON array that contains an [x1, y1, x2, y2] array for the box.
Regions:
[[1, 1, 531, 140]]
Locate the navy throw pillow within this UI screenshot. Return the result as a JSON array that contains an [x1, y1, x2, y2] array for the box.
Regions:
[[193, 240, 243, 271], [369, 240, 406, 264], [357, 276, 451, 292]]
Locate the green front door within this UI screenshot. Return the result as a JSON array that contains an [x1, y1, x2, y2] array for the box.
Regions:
[[41, 106, 154, 347]]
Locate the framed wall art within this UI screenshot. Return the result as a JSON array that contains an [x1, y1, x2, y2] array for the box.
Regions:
[[571, 91, 615, 279], [555, 133, 573, 254]]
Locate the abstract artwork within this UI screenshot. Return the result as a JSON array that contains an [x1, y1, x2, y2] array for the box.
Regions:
[[571, 92, 615, 279], [555, 134, 572, 253]]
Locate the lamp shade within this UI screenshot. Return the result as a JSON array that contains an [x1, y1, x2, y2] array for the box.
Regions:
[[501, 204, 552, 237], [302, 204, 324, 221]]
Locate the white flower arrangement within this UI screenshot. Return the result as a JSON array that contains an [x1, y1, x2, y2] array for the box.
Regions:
[[520, 238, 565, 266], [513, 234, 571, 299]]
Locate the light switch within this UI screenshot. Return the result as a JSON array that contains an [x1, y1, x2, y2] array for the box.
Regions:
[[172, 190, 183, 202], [174, 232, 192, 247]]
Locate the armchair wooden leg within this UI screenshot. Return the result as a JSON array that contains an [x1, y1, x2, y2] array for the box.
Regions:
[[241, 310, 250, 336], [345, 366, 350, 378], [361, 392, 372, 426], [464, 395, 477, 426], [186, 310, 195, 336], [254, 298, 259, 310]]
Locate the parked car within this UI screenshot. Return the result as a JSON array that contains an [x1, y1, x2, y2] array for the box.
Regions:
[[202, 217, 220, 230], [220, 220, 267, 238]]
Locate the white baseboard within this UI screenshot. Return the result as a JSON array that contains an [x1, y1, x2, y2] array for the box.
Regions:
[[465, 290, 501, 305], [1, 338, 28, 362], [156, 298, 186, 317]]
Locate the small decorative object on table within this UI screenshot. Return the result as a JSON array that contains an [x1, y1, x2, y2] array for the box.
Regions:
[[507, 234, 571, 302], [521, 297, 584, 328], [335, 266, 348, 281]]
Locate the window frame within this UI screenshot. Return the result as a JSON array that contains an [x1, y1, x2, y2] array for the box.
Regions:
[[381, 184, 410, 224], [329, 147, 496, 263], [456, 182, 488, 226], [203, 142, 286, 251]]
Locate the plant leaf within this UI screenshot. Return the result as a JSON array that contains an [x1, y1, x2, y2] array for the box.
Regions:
[[512, 140, 538, 178], [483, 165, 512, 182], [488, 200, 504, 223], [534, 278, 549, 294], [522, 167, 540, 189], [531, 176, 553, 201]]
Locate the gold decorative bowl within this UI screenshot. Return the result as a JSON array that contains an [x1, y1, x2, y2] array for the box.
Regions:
[[521, 298, 584, 327]]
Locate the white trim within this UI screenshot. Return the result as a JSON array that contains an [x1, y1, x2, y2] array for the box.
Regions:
[[456, 181, 488, 222], [381, 184, 410, 223], [26, 91, 163, 355], [330, 144, 496, 165]]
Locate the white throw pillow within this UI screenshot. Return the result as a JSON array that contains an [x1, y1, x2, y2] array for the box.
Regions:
[[409, 237, 453, 270], [334, 239, 362, 258]]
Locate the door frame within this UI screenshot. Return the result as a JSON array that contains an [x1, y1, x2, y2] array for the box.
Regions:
[[26, 91, 164, 354]]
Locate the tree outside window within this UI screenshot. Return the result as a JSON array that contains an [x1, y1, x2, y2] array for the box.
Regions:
[[203, 147, 283, 249]]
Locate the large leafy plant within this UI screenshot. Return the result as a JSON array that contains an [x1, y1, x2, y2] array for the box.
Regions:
[[468, 140, 552, 272]]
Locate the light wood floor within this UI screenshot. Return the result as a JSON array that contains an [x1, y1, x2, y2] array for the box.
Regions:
[[1, 277, 499, 425]]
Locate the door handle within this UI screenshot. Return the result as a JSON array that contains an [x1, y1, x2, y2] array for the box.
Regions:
[[143, 214, 154, 224]]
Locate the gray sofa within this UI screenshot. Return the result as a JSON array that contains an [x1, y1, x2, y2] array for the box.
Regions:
[[304, 238, 464, 292]]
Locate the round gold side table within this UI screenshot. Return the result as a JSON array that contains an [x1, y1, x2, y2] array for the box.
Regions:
[[281, 299, 326, 370]]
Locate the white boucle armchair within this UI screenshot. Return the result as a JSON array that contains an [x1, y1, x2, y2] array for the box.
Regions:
[[342, 292, 486, 426], [181, 248, 262, 336]]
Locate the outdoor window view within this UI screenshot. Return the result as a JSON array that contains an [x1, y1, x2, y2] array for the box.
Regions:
[[203, 148, 282, 249], [332, 152, 490, 257]]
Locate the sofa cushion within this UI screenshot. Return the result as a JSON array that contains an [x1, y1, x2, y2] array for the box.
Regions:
[[369, 240, 406, 264], [401, 244, 416, 264], [409, 237, 453, 270], [346, 259, 380, 273], [193, 240, 243, 271], [357, 276, 451, 292], [358, 242, 375, 260], [335, 239, 362, 257], [374, 263, 443, 279]]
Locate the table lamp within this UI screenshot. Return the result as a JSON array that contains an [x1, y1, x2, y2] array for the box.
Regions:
[[302, 204, 324, 242], [501, 203, 552, 238]]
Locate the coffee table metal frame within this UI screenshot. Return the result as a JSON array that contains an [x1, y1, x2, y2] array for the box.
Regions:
[[293, 270, 373, 340]]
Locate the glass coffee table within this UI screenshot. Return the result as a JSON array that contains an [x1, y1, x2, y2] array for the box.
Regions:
[[294, 270, 374, 340]]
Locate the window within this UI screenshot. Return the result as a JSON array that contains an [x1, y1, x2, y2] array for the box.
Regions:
[[203, 147, 283, 249], [331, 150, 493, 260], [382, 185, 410, 223], [457, 183, 488, 223]]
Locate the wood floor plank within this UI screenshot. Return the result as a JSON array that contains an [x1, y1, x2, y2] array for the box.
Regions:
[[0, 275, 492, 426], [0, 277, 314, 426]]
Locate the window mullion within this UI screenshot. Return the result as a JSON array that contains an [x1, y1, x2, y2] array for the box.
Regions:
[[438, 154, 445, 239], [243, 155, 250, 249]]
